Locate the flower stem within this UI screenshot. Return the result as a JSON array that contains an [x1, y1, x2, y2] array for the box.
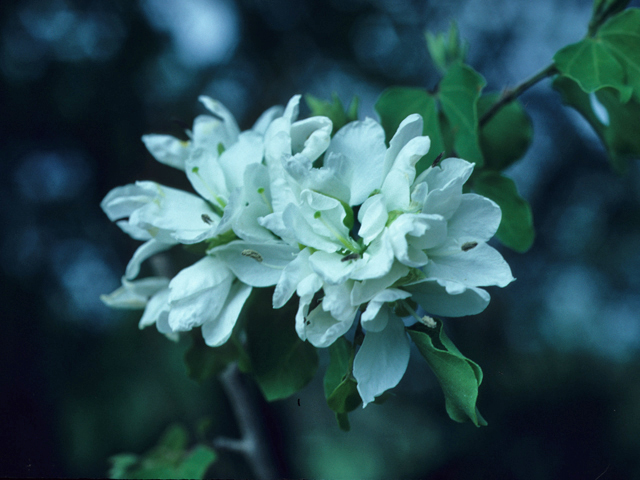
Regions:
[[478, 63, 558, 128], [213, 364, 280, 480]]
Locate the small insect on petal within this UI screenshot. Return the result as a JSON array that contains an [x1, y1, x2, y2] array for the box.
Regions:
[[241, 249, 263, 263], [201, 214, 215, 225], [341, 253, 361, 262], [461, 241, 478, 252], [432, 152, 445, 168]]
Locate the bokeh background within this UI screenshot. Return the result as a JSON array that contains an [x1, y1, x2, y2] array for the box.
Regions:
[[3, 0, 640, 478]]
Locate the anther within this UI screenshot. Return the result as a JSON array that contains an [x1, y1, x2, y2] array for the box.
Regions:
[[241, 249, 263, 263]]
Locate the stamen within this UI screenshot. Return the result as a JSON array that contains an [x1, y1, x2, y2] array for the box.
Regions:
[[257, 187, 273, 213], [241, 249, 263, 263], [461, 241, 478, 252]]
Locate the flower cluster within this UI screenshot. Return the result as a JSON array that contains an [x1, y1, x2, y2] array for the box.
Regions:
[[101, 95, 513, 405]]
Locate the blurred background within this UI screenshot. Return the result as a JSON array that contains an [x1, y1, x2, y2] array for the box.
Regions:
[[2, 0, 640, 478]]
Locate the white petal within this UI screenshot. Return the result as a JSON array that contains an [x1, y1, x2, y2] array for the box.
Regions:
[[212, 241, 298, 287], [383, 113, 424, 175], [197, 96, 240, 144], [351, 262, 410, 305], [202, 282, 252, 347], [325, 118, 387, 205], [218, 130, 265, 191], [116, 220, 152, 241], [426, 242, 515, 287], [304, 305, 355, 348], [101, 183, 154, 222], [418, 157, 474, 219], [139, 288, 170, 328], [353, 314, 410, 406], [142, 134, 189, 170], [185, 147, 230, 208], [168, 256, 234, 331], [358, 194, 388, 245], [100, 276, 170, 309], [309, 251, 355, 285], [273, 248, 313, 308], [125, 238, 175, 280], [129, 181, 220, 244], [322, 282, 357, 322], [290, 116, 332, 162], [445, 194, 502, 243], [388, 214, 447, 267], [381, 135, 431, 211], [350, 231, 395, 281], [407, 279, 490, 317], [361, 288, 411, 332], [282, 204, 341, 253], [251, 105, 284, 135], [295, 273, 323, 341]]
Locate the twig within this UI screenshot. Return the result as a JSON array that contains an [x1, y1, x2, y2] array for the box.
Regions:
[[213, 364, 280, 480], [479, 63, 558, 128]]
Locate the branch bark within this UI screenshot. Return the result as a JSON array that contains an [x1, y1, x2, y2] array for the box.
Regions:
[[213, 364, 280, 480]]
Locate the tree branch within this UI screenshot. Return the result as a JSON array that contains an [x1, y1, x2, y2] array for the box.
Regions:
[[479, 63, 558, 128], [213, 364, 280, 480]]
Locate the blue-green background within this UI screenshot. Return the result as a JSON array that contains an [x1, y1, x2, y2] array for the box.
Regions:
[[2, 0, 640, 478]]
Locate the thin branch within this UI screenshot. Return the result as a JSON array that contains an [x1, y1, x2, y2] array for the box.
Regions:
[[214, 364, 280, 480], [479, 63, 558, 128]]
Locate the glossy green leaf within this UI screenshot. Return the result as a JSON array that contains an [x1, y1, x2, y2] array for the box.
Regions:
[[245, 289, 318, 401], [477, 94, 533, 171], [375, 87, 445, 173], [109, 425, 217, 480], [305, 93, 359, 134], [555, 8, 640, 101], [323, 337, 362, 431], [554, 76, 640, 173], [407, 320, 487, 426], [553, 38, 628, 95], [472, 171, 535, 252], [598, 8, 640, 97], [437, 63, 486, 166]]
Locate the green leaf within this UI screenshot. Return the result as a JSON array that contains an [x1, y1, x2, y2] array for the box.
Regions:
[[375, 87, 445, 173], [437, 63, 486, 166], [555, 9, 640, 101], [184, 332, 250, 383], [407, 320, 487, 426], [305, 93, 359, 134], [598, 8, 640, 98], [323, 337, 362, 431], [477, 94, 533, 171], [554, 76, 640, 173], [553, 38, 629, 97], [425, 21, 469, 74], [108, 424, 217, 480], [472, 171, 535, 252], [245, 289, 319, 401]]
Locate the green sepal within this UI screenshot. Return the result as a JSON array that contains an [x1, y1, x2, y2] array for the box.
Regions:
[[305, 93, 359, 134], [323, 337, 362, 431], [472, 171, 535, 252], [375, 87, 445, 173], [437, 63, 486, 166], [184, 332, 251, 383], [407, 321, 487, 427], [245, 289, 319, 401], [108, 424, 217, 479], [554, 76, 640, 173], [477, 94, 533, 171]]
